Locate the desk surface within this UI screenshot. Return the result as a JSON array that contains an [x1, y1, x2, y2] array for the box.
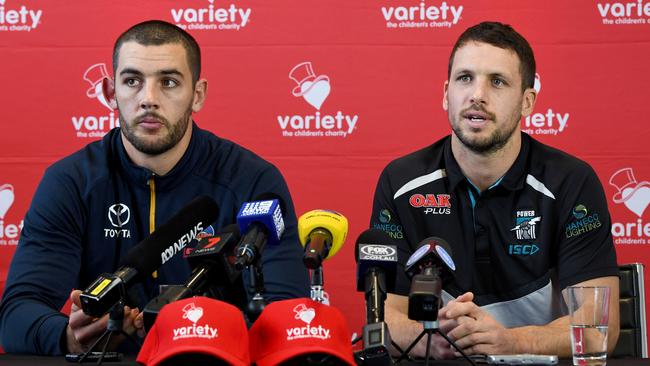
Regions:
[[0, 354, 646, 366]]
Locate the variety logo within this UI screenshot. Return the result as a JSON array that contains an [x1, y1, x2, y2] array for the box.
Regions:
[[512, 210, 540, 240], [0, 0, 43, 32], [565, 204, 602, 239], [373, 208, 404, 239], [173, 302, 218, 340], [277, 62, 359, 138], [597, 1, 650, 25], [521, 74, 570, 136], [609, 167, 650, 245], [0, 183, 23, 245], [409, 193, 451, 215], [286, 303, 331, 341], [380, 1, 464, 29], [72, 63, 120, 139], [170, 0, 251, 31], [104, 203, 132, 239]]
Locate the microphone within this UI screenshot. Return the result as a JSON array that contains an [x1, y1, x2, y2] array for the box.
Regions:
[[298, 209, 348, 269], [234, 194, 285, 270], [79, 196, 219, 318], [355, 228, 397, 365], [142, 224, 242, 330], [404, 237, 456, 323]]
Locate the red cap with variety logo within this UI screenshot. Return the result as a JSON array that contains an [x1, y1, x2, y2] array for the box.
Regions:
[[136, 296, 249, 366], [249, 298, 355, 366]]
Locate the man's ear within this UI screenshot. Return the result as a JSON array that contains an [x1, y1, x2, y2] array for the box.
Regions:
[[192, 79, 208, 113], [521, 88, 537, 117], [442, 80, 449, 111], [101, 77, 118, 110]]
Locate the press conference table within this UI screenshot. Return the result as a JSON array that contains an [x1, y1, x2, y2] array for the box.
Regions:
[[0, 354, 646, 366]]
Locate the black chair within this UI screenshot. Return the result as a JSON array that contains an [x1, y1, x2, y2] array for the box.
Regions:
[[612, 263, 647, 358]]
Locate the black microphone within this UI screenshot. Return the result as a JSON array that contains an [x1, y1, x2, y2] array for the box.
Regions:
[[79, 196, 219, 317], [404, 237, 456, 323], [355, 228, 397, 366], [142, 224, 241, 330]]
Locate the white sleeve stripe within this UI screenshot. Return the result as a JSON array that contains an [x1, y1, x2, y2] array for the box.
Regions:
[[526, 174, 556, 200], [393, 169, 447, 200]]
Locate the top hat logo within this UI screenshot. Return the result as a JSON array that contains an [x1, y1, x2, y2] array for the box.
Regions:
[[609, 167, 650, 217], [0, 184, 15, 220], [293, 303, 316, 324], [182, 303, 204, 324], [288, 62, 330, 110], [534, 73, 541, 94], [83, 63, 114, 111]]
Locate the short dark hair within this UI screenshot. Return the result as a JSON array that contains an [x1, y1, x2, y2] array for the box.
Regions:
[[448, 21, 536, 91], [112, 20, 201, 85]]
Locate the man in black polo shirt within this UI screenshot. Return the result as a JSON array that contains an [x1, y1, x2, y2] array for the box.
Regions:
[[370, 21, 619, 358]]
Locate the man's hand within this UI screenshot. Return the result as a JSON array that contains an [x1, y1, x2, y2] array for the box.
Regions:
[[65, 289, 144, 353], [442, 292, 519, 355]]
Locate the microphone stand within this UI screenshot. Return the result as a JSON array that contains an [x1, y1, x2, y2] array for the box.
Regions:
[[310, 266, 326, 303], [395, 267, 476, 366], [245, 258, 267, 323], [78, 297, 141, 364]]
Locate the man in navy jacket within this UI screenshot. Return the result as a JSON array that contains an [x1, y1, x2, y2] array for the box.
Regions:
[[0, 20, 309, 355]]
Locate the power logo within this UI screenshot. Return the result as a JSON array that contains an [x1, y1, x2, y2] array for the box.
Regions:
[[521, 74, 570, 136], [597, 1, 650, 25], [170, 0, 252, 31], [609, 167, 650, 245], [381, 1, 464, 29], [71, 63, 120, 139], [277, 62, 360, 138], [0, 0, 43, 32], [0, 183, 24, 245]]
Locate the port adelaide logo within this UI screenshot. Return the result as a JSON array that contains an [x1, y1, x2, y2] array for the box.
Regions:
[[508, 210, 541, 256]]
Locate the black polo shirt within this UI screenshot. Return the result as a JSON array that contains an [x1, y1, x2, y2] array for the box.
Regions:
[[370, 133, 618, 326]]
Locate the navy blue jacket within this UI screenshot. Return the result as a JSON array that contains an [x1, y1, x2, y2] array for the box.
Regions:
[[0, 124, 309, 355]]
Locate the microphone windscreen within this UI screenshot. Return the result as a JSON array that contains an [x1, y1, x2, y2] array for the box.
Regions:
[[120, 196, 219, 280]]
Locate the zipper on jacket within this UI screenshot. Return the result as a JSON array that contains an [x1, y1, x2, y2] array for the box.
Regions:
[[149, 176, 158, 279]]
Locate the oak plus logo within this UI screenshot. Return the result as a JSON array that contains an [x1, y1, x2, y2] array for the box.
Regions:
[[381, 1, 464, 29], [286, 303, 331, 341], [0, 184, 23, 245], [104, 203, 131, 239], [277, 62, 359, 138], [170, 0, 251, 31], [521, 74, 570, 136], [0, 0, 43, 32], [597, 1, 650, 25], [72, 63, 120, 139], [609, 167, 650, 245]]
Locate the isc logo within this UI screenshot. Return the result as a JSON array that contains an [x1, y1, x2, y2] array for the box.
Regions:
[[508, 244, 539, 256]]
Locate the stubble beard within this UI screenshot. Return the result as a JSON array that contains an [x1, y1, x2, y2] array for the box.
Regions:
[[119, 106, 192, 156]]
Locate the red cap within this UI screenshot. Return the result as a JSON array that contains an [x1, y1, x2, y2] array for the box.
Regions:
[[136, 296, 249, 366], [249, 298, 355, 366]]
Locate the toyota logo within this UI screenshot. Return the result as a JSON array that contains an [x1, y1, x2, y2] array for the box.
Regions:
[[108, 203, 130, 227]]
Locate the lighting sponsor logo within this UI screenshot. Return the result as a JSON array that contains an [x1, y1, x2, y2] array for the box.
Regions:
[[380, 1, 464, 29], [609, 167, 650, 245], [0, 0, 43, 32], [72, 63, 120, 139], [170, 0, 251, 31], [173, 302, 218, 340], [277, 62, 359, 138], [597, 1, 650, 25], [104, 203, 131, 239], [161, 222, 205, 264], [286, 303, 331, 341], [373, 208, 404, 239], [521, 74, 570, 136], [0, 183, 23, 245], [409, 193, 451, 215], [565, 204, 602, 239], [511, 210, 540, 240]]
